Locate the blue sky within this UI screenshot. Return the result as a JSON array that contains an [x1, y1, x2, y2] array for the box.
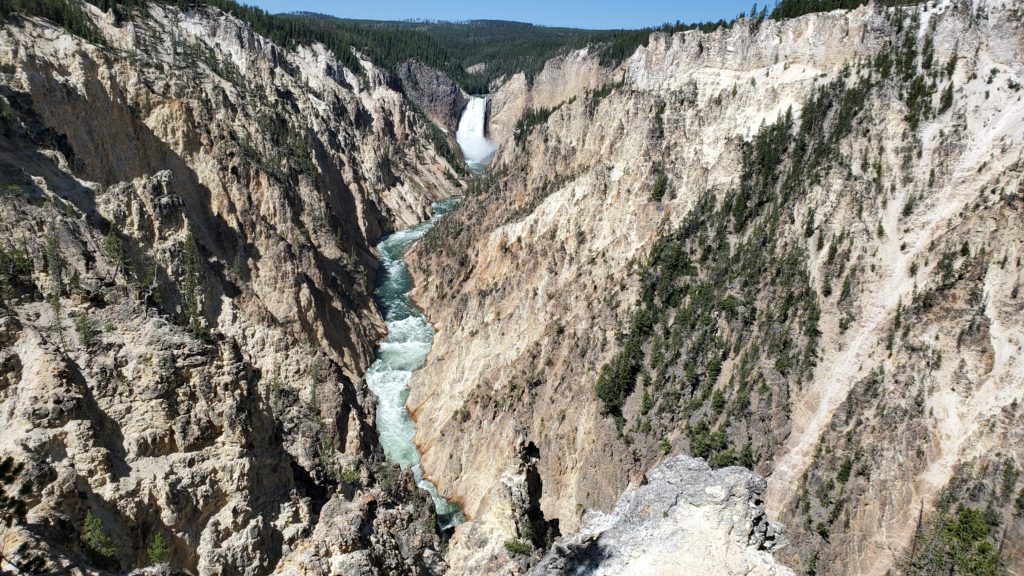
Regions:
[[246, 0, 761, 29]]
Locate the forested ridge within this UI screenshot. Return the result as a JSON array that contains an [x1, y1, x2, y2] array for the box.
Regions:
[[0, 0, 734, 92], [295, 16, 735, 93], [0, 0, 379, 74], [0, 0, 927, 95], [771, 0, 921, 19]]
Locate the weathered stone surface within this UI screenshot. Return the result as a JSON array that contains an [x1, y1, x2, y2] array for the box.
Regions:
[[0, 2, 459, 574], [399, 59, 469, 133], [408, 2, 1024, 574], [529, 456, 791, 576], [488, 48, 620, 145]]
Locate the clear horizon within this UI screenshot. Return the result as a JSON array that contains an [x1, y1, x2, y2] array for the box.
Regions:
[[244, 0, 762, 30]]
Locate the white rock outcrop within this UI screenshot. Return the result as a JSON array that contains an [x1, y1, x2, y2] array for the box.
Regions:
[[530, 456, 791, 576]]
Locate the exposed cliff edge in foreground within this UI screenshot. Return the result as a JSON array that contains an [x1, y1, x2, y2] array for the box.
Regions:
[[528, 456, 791, 576], [3, 0, 1024, 574], [0, 2, 461, 573], [408, 1, 1024, 574]]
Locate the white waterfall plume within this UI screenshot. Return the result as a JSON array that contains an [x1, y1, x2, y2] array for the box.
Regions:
[[456, 96, 497, 168]]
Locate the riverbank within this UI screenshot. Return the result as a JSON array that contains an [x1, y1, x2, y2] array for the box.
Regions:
[[364, 196, 465, 530]]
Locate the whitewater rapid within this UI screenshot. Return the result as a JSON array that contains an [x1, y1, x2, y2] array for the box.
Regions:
[[364, 197, 464, 530], [456, 96, 497, 170]]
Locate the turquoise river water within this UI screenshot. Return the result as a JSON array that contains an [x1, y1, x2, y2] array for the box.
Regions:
[[364, 196, 465, 529]]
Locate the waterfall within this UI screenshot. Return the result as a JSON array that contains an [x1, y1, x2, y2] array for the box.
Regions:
[[456, 96, 497, 169]]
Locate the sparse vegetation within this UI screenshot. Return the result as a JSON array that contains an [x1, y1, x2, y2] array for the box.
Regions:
[[503, 538, 532, 556], [0, 457, 31, 528], [659, 437, 672, 455], [650, 165, 670, 202], [900, 506, 1001, 576], [180, 231, 208, 341], [596, 76, 871, 467], [104, 224, 126, 280], [340, 466, 360, 484], [514, 102, 568, 146], [0, 456, 46, 573], [81, 509, 118, 569], [938, 83, 954, 113], [770, 0, 919, 20], [44, 229, 66, 345], [147, 532, 169, 565], [0, 0, 102, 43], [0, 243, 32, 305], [74, 313, 100, 348]]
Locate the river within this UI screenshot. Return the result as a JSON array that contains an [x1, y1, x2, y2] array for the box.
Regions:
[[363, 95, 495, 530], [365, 196, 465, 529]]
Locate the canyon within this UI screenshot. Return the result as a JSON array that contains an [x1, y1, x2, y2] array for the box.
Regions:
[[407, 1, 1024, 574], [0, 2, 457, 573], [0, 1, 1021, 575]]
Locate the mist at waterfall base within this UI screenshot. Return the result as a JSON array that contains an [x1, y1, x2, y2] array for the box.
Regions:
[[364, 197, 465, 530], [456, 96, 497, 171]]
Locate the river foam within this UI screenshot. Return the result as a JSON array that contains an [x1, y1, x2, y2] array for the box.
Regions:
[[364, 197, 465, 530]]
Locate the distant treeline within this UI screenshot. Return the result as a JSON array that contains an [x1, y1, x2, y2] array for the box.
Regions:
[[299, 17, 735, 93], [0, 0, 734, 92], [0, 0, 103, 41], [1, 0, 924, 93], [771, 0, 921, 19]]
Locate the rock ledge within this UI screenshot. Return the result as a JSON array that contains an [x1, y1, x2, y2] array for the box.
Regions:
[[529, 456, 792, 576]]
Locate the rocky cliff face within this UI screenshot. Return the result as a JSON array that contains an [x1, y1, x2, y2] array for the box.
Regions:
[[529, 456, 790, 576], [5, 1, 1024, 574], [398, 59, 469, 135], [488, 48, 621, 146], [407, 2, 1024, 574], [0, 2, 460, 574]]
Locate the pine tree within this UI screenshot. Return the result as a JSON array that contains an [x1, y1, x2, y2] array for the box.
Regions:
[[180, 231, 207, 341], [147, 532, 169, 565], [81, 510, 118, 568]]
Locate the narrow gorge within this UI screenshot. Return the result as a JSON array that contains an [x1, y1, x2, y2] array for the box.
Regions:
[[361, 92, 500, 531], [0, 1, 1022, 575], [364, 196, 464, 530]]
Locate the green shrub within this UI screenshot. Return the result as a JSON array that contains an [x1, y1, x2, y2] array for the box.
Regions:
[[837, 457, 853, 484], [650, 169, 669, 202], [81, 510, 117, 568], [941, 507, 999, 575], [711, 389, 726, 415], [0, 183, 24, 197], [739, 444, 755, 468], [0, 456, 30, 527], [503, 538, 532, 556], [74, 314, 100, 348], [709, 449, 737, 468], [640, 389, 653, 415], [938, 84, 954, 113], [147, 533, 169, 565], [340, 466, 360, 484], [0, 245, 32, 303], [0, 457, 46, 572], [180, 232, 209, 342]]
